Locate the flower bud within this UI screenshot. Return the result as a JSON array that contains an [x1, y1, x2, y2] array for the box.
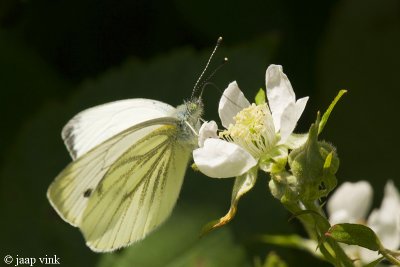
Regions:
[[288, 117, 339, 202], [269, 171, 299, 202]]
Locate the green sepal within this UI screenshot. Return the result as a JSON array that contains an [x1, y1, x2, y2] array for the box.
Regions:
[[200, 168, 258, 236], [325, 223, 381, 251], [255, 88, 266, 105], [319, 89, 347, 135], [259, 145, 288, 174]]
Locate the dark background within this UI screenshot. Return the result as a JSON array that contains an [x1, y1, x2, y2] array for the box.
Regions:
[[1, 0, 399, 266]]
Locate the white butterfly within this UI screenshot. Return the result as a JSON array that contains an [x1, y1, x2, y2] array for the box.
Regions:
[[47, 37, 224, 252], [47, 97, 204, 252]]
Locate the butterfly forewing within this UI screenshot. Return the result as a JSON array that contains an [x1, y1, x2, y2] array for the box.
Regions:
[[62, 99, 176, 160], [80, 125, 192, 252]]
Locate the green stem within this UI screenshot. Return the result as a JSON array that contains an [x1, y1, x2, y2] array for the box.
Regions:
[[257, 234, 324, 260], [380, 249, 400, 266], [282, 201, 319, 241], [291, 200, 354, 267]]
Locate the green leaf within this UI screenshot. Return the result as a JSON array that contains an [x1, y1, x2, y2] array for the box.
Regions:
[[325, 223, 381, 251], [318, 89, 347, 135], [255, 88, 266, 105]]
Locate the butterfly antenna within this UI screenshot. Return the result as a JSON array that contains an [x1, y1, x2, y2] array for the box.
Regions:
[[198, 57, 228, 98], [191, 36, 223, 99]]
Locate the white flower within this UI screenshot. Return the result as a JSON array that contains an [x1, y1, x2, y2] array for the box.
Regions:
[[193, 64, 309, 178], [327, 180, 400, 264], [197, 121, 218, 147]]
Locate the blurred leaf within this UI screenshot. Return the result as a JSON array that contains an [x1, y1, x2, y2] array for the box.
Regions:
[[258, 234, 321, 259], [97, 207, 249, 267], [0, 30, 70, 162], [325, 223, 381, 251], [255, 252, 288, 267]]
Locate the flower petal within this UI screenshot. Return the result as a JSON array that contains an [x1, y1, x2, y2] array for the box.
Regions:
[[218, 81, 250, 128], [367, 180, 400, 250], [198, 121, 218, 147], [358, 247, 381, 264], [265, 64, 296, 131], [327, 181, 373, 225], [193, 138, 257, 178], [285, 133, 308, 149], [279, 97, 309, 143]]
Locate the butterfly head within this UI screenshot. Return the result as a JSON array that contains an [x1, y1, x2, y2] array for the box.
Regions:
[[186, 97, 203, 119], [177, 97, 203, 124], [175, 97, 203, 145]]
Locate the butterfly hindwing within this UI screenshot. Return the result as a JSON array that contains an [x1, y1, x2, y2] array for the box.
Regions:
[[47, 118, 179, 227], [80, 125, 192, 252]]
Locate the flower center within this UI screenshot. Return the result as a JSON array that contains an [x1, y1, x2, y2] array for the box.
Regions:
[[220, 103, 278, 158]]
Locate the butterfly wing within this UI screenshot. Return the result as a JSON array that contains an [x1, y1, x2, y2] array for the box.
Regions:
[[49, 98, 201, 252], [47, 115, 178, 227], [80, 124, 192, 252], [62, 99, 175, 159]]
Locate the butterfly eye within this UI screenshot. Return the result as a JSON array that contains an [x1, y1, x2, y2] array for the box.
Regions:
[[189, 103, 197, 112]]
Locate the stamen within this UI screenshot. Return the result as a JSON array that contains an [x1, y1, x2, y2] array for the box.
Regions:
[[220, 104, 277, 158]]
